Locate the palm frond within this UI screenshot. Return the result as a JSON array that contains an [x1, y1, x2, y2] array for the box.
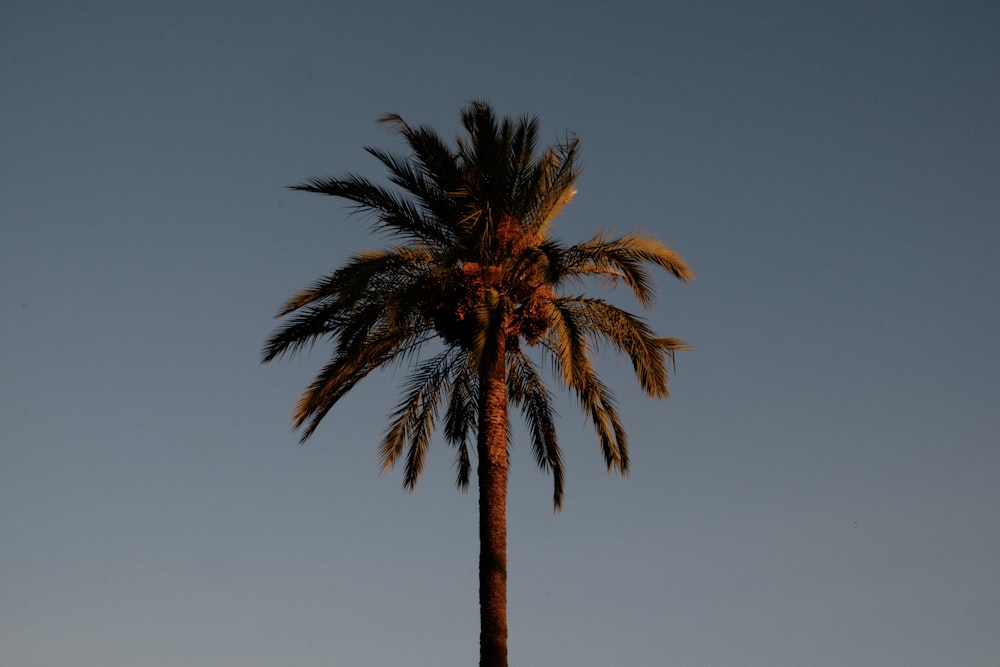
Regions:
[[507, 349, 564, 509], [378, 114, 467, 198], [555, 297, 684, 397], [522, 135, 581, 233], [443, 359, 478, 490], [289, 175, 452, 246], [561, 233, 693, 308], [543, 296, 590, 388], [263, 246, 438, 363], [363, 146, 465, 239], [572, 363, 628, 474], [292, 326, 423, 441], [380, 349, 461, 489], [262, 302, 340, 362], [543, 299, 628, 473]]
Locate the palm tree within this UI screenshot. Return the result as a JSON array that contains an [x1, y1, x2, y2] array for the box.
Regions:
[[263, 101, 692, 667]]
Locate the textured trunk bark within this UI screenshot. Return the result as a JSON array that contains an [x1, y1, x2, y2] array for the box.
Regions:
[[478, 333, 509, 667]]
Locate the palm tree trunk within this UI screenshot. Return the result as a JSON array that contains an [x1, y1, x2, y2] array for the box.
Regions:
[[477, 332, 509, 667]]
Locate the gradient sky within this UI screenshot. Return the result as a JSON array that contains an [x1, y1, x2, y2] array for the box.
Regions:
[[3, 2, 998, 666]]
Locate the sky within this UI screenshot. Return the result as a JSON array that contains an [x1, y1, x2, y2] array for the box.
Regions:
[[2, 1, 998, 665]]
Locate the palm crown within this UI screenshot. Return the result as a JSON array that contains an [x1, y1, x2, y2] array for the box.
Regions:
[[263, 101, 692, 509]]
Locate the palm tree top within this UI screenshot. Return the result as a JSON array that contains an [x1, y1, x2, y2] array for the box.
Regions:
[[265, 100, 692, 509]]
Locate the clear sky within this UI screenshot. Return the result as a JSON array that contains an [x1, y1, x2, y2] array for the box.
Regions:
[[2, 1, 998, 665]]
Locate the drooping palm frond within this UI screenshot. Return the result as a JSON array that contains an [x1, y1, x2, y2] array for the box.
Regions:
[[542, 293, 590, 389], [558, 233, 694, 308], [576, 364, 629, 473], [380, 349, 462, 488], [553, 297, 689, 398], [291, 324, 425, 441], [443, 358, 478, 490], [507, 349, 564, 508], [543, 297, 629, 472]]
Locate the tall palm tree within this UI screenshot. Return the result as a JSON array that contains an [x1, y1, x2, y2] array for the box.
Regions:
[[263, 101, 692, 667]]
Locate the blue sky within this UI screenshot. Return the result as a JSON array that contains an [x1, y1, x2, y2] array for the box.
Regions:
[[2, 1, 998, 665]]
